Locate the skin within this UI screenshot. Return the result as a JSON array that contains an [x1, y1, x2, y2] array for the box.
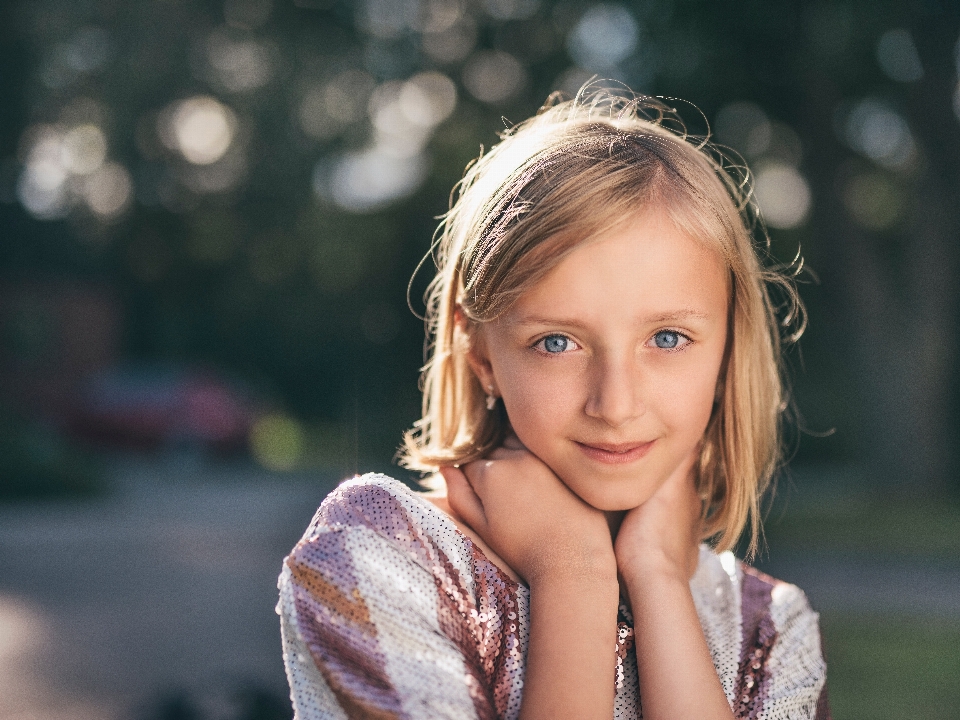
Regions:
[[433, 206, 737, 720]]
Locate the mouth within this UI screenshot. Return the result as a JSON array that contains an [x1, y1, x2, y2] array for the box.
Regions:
[[574, 439, 656, 465]]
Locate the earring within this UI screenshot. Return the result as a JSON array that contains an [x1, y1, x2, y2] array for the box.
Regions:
[[486, 386, 497, 410]]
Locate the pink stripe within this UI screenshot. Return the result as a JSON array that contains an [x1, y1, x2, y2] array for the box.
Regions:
[[288, 531, 407, 719], [733, 565, 779, 719], [321, 482, 524, 720]]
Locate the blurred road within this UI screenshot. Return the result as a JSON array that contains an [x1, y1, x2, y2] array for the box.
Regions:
[[0, 459, 338, 720], [1, 461, 958, 720]]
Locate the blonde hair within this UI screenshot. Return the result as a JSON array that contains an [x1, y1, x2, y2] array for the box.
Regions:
[[400, 89, 804, 558]]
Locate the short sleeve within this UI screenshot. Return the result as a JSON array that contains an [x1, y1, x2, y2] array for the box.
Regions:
[[278, 523, 483, 720], [759, 583, 830, 719]]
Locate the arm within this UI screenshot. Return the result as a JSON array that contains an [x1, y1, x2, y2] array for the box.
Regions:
[[523, 570, 620, 720], [441, 442, 620, 720], [615, 452, 736, 720], [278, 479, 500, 720]]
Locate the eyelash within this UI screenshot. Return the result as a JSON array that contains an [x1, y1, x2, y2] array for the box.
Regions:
[[531, 330, 694, 355], [648, 329, 693, 352], [532, 334, 581, 355]]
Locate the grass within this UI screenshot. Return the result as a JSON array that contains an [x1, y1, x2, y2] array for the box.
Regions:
[[761, 473, 960, 561], [756, 474, 960, 719], [821, 613, 960, 720]]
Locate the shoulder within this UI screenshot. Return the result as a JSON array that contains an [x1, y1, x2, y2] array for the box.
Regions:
[[278, 474, 490, 719], [692, 550, 828, 717], [302, 472, 433, 536], [691, 547, 819, 628], [286, 471, 477, 583]]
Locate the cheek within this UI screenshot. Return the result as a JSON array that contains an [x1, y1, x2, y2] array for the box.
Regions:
[[651, 350, 724, 441], [495, 361, 581, 442]]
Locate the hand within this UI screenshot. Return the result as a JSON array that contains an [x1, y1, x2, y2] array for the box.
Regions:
[[440, 435, 616, 586], [614, 447, 702, 586]]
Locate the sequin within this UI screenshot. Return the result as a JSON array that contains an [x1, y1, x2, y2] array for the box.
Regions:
[[278, 474, 830, 719]]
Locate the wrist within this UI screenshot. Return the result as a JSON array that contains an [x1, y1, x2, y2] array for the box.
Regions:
[[528, 570, 620, 611], [528, 548, 618, 588], [619, 549, 690, 593]]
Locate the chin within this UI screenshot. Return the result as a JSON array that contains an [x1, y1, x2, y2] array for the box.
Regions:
[[570, 483, 657, 512]]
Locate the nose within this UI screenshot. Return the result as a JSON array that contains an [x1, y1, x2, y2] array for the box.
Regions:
[[583, 349, 645, 428]]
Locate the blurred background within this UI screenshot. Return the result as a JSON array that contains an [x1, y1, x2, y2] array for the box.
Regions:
[[0, 0, 958, 718]]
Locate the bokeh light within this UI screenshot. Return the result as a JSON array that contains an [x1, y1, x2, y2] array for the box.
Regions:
[[17, 125, 71, 219], [224, 0, 274, 30], [81, 162, 133, 220], [714, 102, 772, 158], [414, 0, 464, 32], [842, 172, 904, 231], [319, 149, 427, 213], [422, 16, 477, 64], [60, 124, 107, 175], [250, 413, 304, 471], [876, 29, 924, 83], [481, 0, 539, 21], [566, 4, 638, 71], [753, 163, 812, 230], [954, 81, 960, 125], [844, 98, 916, 170], [203, 28, 275, 93], [463, 50, 526, 104], [161, 96, 237, 166]]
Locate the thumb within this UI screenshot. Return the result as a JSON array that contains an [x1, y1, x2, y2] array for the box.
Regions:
[[439, 465, 486, 532]]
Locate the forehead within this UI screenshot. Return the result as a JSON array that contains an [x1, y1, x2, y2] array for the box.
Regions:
[[508, 207, 730, 324]]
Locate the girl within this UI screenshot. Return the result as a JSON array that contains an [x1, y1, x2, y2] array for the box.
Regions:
[[277, 90, 830, 720]]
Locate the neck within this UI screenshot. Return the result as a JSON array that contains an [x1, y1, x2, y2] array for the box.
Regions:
[[605, 510, 626, 541]]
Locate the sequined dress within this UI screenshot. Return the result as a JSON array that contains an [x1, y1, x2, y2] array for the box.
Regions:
[[278, 473, 830, 719]]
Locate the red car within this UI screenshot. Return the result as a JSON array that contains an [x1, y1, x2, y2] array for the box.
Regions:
[[69, 363, 263, 453]]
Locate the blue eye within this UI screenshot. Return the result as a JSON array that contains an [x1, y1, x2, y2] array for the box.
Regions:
[[537, 334, 578, 354], [543, 335, 569, 353], [653, 331, 681, 349]]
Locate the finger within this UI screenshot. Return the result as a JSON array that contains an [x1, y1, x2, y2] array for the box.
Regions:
[[439, 466, 486, 530]]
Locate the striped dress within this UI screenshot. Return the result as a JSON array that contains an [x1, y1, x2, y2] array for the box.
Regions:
[[278, 474, 830, 719]]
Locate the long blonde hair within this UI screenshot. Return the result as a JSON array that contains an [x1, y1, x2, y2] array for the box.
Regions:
[[400, 89, 804, 557]]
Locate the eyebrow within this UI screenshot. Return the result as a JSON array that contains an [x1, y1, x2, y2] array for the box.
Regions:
[[510, 309, 711, 326]]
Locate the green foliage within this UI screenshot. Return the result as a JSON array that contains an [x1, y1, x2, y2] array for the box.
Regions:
[[1, 0, 958, 481], [765, 496, 960, 561], [0, 407, 102, 499], [822, 613, 960, 720]]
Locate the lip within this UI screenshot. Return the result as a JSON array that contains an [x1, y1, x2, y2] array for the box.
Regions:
[[575, 439, 656, 465]]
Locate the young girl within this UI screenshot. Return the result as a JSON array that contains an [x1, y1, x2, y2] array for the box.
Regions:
[[277, 90, 830, 720]]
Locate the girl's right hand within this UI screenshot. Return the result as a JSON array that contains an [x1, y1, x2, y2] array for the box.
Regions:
[[440, 436, 616, 586]]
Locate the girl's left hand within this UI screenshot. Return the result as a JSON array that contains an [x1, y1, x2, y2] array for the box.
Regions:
[[614, 447, 702, 585]]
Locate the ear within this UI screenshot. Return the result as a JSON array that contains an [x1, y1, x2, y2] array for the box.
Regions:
[[457, 306, 498, 397]]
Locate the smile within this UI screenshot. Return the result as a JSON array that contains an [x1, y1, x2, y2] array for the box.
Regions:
[[574, 440, 656, 465]]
